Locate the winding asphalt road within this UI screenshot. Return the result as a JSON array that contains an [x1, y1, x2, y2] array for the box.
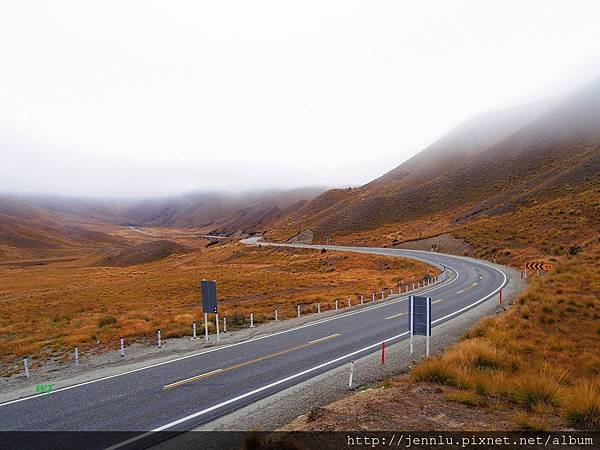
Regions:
[[0, 241, 508, 449]]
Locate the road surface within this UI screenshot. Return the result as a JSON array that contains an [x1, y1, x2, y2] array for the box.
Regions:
[[0, 241, 508, 449]]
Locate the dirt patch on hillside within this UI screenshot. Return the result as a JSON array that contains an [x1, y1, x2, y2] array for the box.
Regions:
[[395, 233, 473, 255], [281, 375, 524, 431], [286, 229, 314, 244], [94, 240, 190, 267]]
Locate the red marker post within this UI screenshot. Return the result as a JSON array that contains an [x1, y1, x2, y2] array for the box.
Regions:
[[381, 341, 386, 365], [499, 289, 503, 304]]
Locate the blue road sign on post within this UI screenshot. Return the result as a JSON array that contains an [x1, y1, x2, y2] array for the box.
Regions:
[[409, 295, 431, 356], [201, 279, 218, 314]]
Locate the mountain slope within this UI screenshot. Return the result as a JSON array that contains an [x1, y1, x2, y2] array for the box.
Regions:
[[0, 198, 124, 261], [268, 78, 600, 251]]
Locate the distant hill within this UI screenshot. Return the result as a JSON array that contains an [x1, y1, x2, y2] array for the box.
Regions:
[[93, 239, 189, 267], [267, 77, 600, 251], [0, 197, 124, 261], [0, 187, 325, 260]]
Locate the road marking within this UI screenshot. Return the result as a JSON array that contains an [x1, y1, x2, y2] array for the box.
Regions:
[[163, 334, 340, 390], [308, 334, 339, 345], [385, 313, 407, 320], [432, 299, 444, 304], [457, 282, 477, 294]]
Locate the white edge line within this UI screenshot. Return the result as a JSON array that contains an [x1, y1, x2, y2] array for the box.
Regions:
[[0, 264, 456, 408]]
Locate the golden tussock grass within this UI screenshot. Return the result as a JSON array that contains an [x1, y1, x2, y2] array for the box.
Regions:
[[0, 240, 436, 372], [412, 239, 600, 430]]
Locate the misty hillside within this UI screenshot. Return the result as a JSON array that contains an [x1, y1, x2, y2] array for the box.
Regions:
[[0, 197, 124, 261], [0, 187, 325, 260], [268, 77, 600, 242]]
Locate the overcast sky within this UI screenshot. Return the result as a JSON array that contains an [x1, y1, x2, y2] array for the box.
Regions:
[[1, 1, 600, 198]]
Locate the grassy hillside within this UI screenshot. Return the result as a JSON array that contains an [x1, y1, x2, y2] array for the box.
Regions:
[[413, 238, 600, 430], [0, 241, 436, 375], [0, 198, 124, 262], [267, 78, 600, 261]]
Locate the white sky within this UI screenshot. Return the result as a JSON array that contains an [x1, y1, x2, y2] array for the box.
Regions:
[[1, 1, 600, 197]]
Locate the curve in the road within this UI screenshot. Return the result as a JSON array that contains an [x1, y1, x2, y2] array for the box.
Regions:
[[0, 242, 510, 450]]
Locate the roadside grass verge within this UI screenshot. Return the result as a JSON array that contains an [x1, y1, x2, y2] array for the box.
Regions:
[[412, 239, 600, 430]]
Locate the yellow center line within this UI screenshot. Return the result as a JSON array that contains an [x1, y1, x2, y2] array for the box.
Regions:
[[457, 282, 477, 294], [163, 333, 340, 390], [385, 312, 407, 320]]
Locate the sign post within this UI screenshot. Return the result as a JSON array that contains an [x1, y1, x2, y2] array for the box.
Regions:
[[201, 279, 218, 342], [409, 295, 432, 356]]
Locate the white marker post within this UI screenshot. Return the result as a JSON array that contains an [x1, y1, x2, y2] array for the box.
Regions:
[[274, 307, 278, 322], [360, 294, 364, 305], [409, 296, 414, 355], [75, 346, 79, 366], [412, 282, 415, 291], [215, 313, 220, 341], [381, 290, 384, 300], [297, 305, 301, 318], [317, 302, 321, 314], [157, 328, 162, 348], [405, 285, 409, 293], [426, 297, 430, 357], [347, 296, 351, 307], [23, 356, 29, 379], [223, 316, 227, 333], [335, 299, 339, 310], [120, 337, 125, 357], [372, 292, 375, 303], [250, 312, 255, 328], [348, 361, 354, 388], [204, 312, 209, 342], [192, 321, 197, 340]]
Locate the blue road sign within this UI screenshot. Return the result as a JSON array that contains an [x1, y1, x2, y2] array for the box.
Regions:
[[409, 295, 431, 336], [201, 279, 218, 314]]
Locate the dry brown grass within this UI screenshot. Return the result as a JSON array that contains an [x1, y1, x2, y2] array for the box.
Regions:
[[0, 238, 435, 374], [301, 187, 599, 271], [411, 239, 600, 430]]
